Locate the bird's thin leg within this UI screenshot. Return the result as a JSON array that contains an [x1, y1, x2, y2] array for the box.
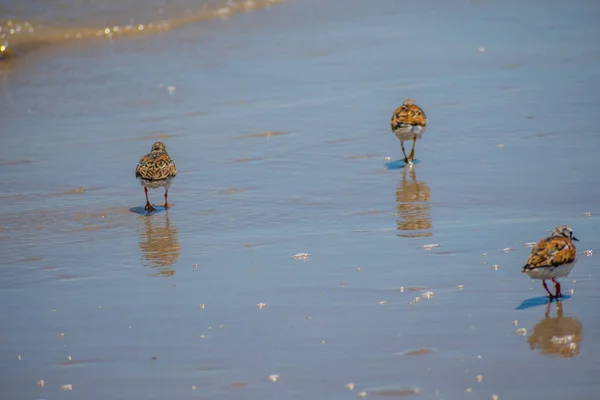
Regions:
[[164, 189, 171, 209], [144, 187, 151, 209], [552, 278, 562, 298], [408, 135, 417, 161], [542, 280, 554, 298], [144, 187, 155, 212], [400, 140, 409, 164]]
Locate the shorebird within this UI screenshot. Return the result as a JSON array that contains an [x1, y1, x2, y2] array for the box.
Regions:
[[522, 226, 579, 299], [135, 142, 177, 212], [390, 98, 427, 164]]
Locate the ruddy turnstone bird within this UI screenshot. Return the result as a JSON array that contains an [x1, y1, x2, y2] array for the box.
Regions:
[[390, 98, 427, 164], [522, 226, 579, 299], [135, 142, 177, 212]]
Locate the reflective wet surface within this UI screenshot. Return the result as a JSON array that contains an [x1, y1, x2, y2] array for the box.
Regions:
[[1, 0, 599, 399]]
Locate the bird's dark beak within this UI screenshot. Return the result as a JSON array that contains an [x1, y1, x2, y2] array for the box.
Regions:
[[573, 236, 580, 241]]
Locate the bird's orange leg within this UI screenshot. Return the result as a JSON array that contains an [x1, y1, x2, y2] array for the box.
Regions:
[[144, 187, 156, 212], [542, 280, 555, 298], [551, 278, 562, 298], [408, 135, 417, 161], [400, 140, 409, 164], [164, 189, 171, 209]]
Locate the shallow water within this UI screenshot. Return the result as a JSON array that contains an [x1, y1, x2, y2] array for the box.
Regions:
[[1, 0, 600, 399], [0, 0, 287, 64]]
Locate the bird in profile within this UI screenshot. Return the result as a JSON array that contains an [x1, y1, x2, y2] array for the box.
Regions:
[[390, 98, 427, 165], [135, 142, 177, 213], [522, 226, 579, 299]]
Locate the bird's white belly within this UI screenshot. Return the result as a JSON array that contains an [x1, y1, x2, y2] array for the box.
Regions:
[[139, 177, 173, 190], [393, 125, 426, 141], [525, 262, 576, 280]]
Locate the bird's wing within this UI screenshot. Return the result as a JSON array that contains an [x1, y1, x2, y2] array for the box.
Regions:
[[391, 103, 427, 130], [135, 153, 152, 179], [135, 152, 176, 181], [523, 237, 576, 271], [151, 152, 177, 180]]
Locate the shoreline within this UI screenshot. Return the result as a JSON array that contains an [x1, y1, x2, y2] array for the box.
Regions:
[[0, 0, 288, 69]]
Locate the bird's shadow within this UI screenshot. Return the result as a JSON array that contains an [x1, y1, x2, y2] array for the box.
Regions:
[[129, 205, 168, 216], [384, 159, 421, 170], [515, 294, 572, 310]]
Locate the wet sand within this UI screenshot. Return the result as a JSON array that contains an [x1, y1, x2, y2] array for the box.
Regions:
[[1, 0, 600, 399]]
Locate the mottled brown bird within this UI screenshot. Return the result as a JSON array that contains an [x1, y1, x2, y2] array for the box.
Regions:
[[135, 142, 177, 212], [522, 226, 579, 299], [390, 98, 427, 164]]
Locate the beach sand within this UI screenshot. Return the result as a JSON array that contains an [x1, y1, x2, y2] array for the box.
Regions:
[[1, 0, 600, 399]]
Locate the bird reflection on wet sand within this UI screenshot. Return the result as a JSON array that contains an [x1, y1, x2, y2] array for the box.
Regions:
[[528, 301, 583, 358], [394, 167, 432, 238], [138, 211, 180, 276]]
